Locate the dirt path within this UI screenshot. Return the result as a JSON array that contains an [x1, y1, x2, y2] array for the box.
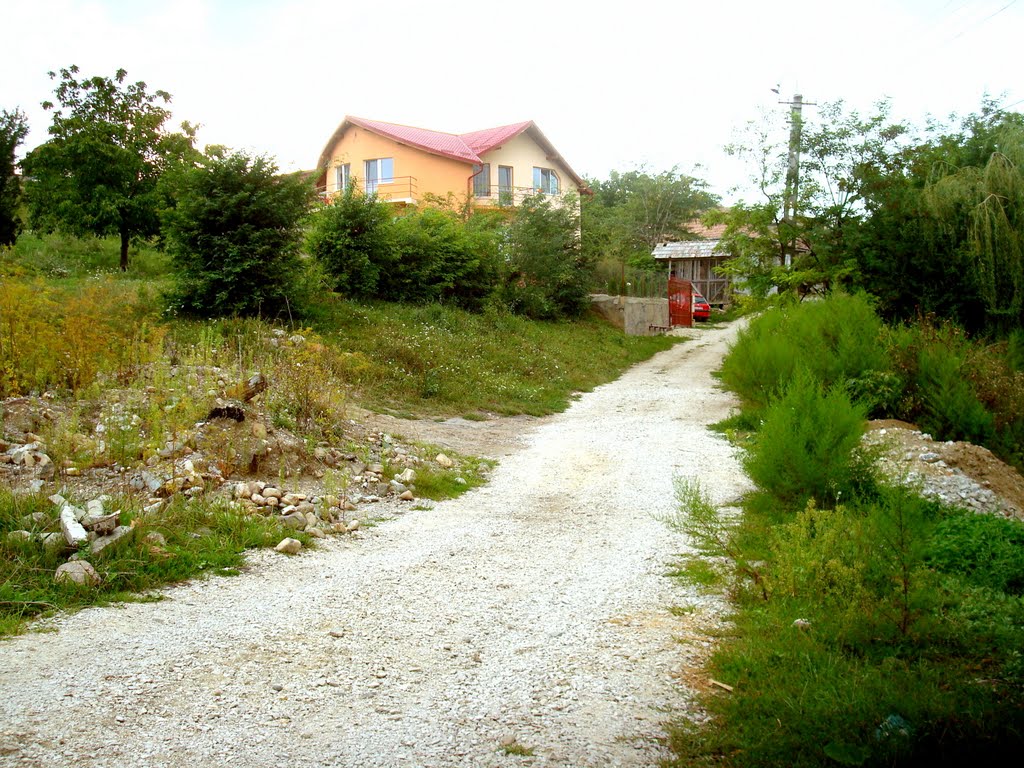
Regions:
[[0, 321, 751, 768]]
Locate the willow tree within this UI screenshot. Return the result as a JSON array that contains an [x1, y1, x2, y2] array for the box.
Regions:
[[924, 122, 1024, 331]]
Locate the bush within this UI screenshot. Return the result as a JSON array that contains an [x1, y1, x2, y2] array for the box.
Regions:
[[744, 368, 872, 507], [498, 192, 593, 319], [927, 512, 1024, 594], [721, 292, 890, 410], [306, 186, 394, 298], [163, 150, 315, 318]]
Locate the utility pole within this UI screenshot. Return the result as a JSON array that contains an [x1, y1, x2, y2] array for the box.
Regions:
[[779, 93, 815, 266]]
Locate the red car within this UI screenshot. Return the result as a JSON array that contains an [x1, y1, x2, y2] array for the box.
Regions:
[[692, 290, 711, 321]]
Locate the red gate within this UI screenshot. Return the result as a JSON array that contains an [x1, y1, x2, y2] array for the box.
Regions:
[[668, 278, 693, 327]]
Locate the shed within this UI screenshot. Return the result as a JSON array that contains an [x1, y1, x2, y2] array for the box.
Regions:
[[652, 222, 731, 305]]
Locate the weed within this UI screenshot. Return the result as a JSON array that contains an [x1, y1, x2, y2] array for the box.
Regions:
[[499, 741, 535, 757]]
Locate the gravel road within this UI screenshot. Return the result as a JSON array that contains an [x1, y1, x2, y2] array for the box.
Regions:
[[0, 320, 751, 768]]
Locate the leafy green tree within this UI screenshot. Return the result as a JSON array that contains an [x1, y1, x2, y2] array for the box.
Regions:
[[0, 108, 29, 247], [500, 192, 592, 319], [21, 66, 197, 270], [385, 207, 498, 310], [163, 149, 316, 318], [306, 186, 395, 298], [583, 167, 718, 271]]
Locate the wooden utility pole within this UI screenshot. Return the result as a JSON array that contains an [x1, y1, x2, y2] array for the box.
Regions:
[[779, 93, 815, 266]]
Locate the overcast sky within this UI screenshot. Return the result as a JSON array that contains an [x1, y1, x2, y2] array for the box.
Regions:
[[2, 0, 1021, 203]]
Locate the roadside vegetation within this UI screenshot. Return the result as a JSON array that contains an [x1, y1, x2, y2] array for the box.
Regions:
[[0, 65, 686, 636], [668, 293, 1024, 766]]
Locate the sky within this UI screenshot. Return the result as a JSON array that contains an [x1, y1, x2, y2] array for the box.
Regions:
[[2, 0, 1022, 203]]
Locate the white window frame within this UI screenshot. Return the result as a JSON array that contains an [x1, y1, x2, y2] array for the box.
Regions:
[[533, 167, 559, 195], [365, 158, 394, 194], [335, 163, 350, 192]]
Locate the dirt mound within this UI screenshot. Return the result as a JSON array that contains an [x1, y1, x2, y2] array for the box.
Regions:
[[865, 420, 1024, 519]]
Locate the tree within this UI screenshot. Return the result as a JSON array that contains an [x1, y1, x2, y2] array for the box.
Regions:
[[0, 108, 28, 247], [21, 66, 197, 270], [306, 186, 395, 298], [500, 192, 593, 319], [583, 167, 718, 265], [163, 149, 316, 318]]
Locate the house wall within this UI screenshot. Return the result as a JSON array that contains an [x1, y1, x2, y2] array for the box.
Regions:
[[324, 127, 472, 201], [478, 132, 576, 194]]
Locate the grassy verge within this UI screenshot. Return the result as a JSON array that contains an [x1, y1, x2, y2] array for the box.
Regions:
[[0, 489, 309, 636], [666, 294, 1024, 766]]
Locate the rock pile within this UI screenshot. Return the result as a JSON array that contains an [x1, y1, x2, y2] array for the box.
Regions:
[[864, 422, 1024, 520]]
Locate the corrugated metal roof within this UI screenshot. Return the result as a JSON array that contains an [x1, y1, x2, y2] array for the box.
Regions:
[[460, 121, 533, 155], [347, 116, 482, 163], [653, 240, 723, 260]]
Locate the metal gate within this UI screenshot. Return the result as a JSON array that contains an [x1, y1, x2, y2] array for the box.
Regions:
[[668, 278, 693, 327]]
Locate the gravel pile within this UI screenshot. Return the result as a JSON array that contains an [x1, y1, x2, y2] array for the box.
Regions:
[[0, 322, 751, 768]]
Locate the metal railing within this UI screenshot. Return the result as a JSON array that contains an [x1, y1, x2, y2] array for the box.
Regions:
[[320, 176, 419, 203], [471, 184, 560, 207]]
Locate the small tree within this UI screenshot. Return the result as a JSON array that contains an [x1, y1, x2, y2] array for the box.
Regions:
[[21, 66, 197, 270], [306, 186, 394, 298], [163, 149, 315, 318], [500, 192, 593, 319], [0, 108, 28, 247]]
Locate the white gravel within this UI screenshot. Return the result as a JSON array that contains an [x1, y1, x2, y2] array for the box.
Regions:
[[0, 320, 751, 768]]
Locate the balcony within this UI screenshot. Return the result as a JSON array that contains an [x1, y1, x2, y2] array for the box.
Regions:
[[471, 184, 562, 209], [320, 176, 419, 205]]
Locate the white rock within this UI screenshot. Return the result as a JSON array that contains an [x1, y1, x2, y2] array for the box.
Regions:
[[435, 454, 454, 468], [396, 468, 417, 484], [60, 505, 88, 547], [55, 560, 100, 586], [91, 526, 132, 555], [275, 538, 302, 555]]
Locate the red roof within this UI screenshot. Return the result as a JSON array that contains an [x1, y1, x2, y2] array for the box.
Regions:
[[316, 117, 587, 189]]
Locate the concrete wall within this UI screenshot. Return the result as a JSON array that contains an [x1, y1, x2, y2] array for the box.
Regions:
[[591, 295, 670, 336]]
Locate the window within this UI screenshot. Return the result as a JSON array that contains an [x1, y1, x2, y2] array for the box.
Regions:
[[472, 163, 491, 197], [335, 163, 350, 192], [498, 165, 513, 206], [533, 167, 559, 195], [364, 158, 394, 194]]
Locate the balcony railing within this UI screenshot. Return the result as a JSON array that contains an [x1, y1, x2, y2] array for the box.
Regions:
[[320, 176, 419, 204], [471, 184, 561, 208]]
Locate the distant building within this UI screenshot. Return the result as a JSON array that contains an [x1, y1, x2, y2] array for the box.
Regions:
[[314, 116, 587, 209], [652, 221, 731, 305]]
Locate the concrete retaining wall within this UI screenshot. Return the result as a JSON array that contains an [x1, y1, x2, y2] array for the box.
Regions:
[[590, 295, 670, 336]]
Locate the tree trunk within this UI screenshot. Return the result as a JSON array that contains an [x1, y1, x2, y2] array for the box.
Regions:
[[119, 226, 129, 272]]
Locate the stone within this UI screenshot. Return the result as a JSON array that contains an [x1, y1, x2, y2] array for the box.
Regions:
[[91, 526, 132, 555], [281, 493, 304, 506], [40, 532, 66, 552], [306, 527, 325, 539], [346, 520, 361, 532], [263, 487, 283, 500], [83, 511, 120, 535], [792, 618, 812, 631], [274, 538, 302, 555], [303, 512, 318, 529], [919, 452, 941, 463], [6, 530, 32, 542], [140, 471, 165, 494], [55, 560, 101, 586], [389, 481, 408, 495], [280, 513, 306, 530], [367, 463, 385, 476], [435, 453, 455, 468], [143, 532, 167, 547], [60, 505, 88, 547], [251, 493, 267, 506], [396, 468, 417, 484]]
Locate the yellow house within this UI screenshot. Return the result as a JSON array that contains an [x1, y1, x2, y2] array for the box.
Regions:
[[314, 116, 587, 208]]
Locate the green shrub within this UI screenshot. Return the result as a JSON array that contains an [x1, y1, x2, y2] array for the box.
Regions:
[[721, 292, 890, 410], [163, 150, 315, 318], [498, 192, 593, 319], [927, 512, 1024, 594], [917, 343, 994, 444], [306, 186, 394, 298], [744, 369, 872, 507]]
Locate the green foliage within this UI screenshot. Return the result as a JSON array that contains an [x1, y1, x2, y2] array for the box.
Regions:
[[744, 369, 871, 507], [306, 186, 394, 297], [582, 166, 718, 273], [720, 292, 890, 411], [21, 66, 199, 270], [0, 107, 28, 246], [498, 192, 593, 319], [0, 490, 307, 636], [163, 149, 316, 318], [927, 512, 1024, 594], [916, 342, 994, 444]]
